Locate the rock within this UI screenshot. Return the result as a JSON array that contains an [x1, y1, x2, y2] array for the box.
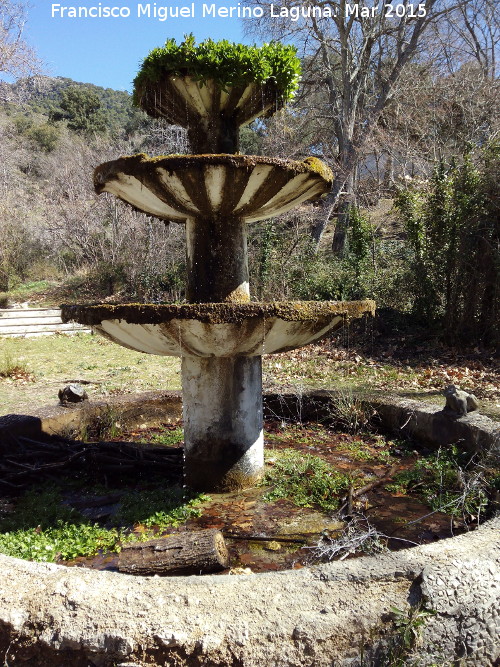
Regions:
[[58, 384, 88, 405]]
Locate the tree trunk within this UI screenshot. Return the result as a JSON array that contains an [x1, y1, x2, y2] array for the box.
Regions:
[[117, 530, 229, 576], [310, 184, 342, 246], [310, 145, 358, 251], [331, 168, 357, 256], [331, 201, 351, 256], [0, 269, 8, 292]]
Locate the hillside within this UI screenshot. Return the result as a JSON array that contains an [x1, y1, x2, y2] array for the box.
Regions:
[[0, 78, 189, 307], [0, 75, 148, 134]]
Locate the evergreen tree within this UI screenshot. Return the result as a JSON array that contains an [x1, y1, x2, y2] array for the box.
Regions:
[[51, 86, 107, 134]]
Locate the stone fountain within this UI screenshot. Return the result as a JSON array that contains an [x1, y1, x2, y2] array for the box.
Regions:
[[62, 39, 375, 491]]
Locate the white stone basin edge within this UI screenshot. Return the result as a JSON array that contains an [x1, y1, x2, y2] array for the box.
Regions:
[[61, 301, 375, 357]]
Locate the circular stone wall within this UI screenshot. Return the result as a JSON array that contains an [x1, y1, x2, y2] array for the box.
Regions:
[[0, 392, 498, 666]]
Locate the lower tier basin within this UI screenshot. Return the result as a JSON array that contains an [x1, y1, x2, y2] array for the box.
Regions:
[[61, 301, 375, 357]]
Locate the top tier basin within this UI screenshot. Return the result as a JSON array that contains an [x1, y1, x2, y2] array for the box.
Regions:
[[94, 154, 333, 224], [135, 77, 283, 128], [132, 38, 301, 153], [135, 77, 284, 153]]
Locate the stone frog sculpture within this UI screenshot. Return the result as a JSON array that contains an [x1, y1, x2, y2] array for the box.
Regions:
[[442, 384, 479, 417]]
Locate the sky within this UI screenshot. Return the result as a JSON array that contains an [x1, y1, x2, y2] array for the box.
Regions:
[[24, 1, 257, 92]]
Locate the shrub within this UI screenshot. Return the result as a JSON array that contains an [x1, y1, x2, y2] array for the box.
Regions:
[[133, 35, 301, 105], [329, 390, 373, 433], [13, 114, 34, 134], [28, 123, 60, 152], [51, 86, 108, 134], [394, 143, 500, 346], [88, 262, 128, 297], [386, 446, 489, 519]]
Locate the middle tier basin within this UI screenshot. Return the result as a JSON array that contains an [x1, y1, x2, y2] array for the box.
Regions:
[[93, 154, 333, 223], [61, 301, 375, 357]]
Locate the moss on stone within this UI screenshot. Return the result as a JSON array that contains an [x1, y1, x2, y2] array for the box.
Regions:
[[61, 301, 375, 327], [302, 157, 334, 182]]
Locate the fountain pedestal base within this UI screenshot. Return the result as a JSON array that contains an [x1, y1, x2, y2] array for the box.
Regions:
[[181, 356, 264, 490]]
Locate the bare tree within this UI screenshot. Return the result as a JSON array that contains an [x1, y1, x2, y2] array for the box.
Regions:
[[371, 59, 499, 192], [0, 0, 41, 79], [245, 0, 468, 252], [440, 0, 499, 79]]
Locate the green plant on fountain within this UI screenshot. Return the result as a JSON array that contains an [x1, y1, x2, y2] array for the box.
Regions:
[[62, 37, 375, 491]]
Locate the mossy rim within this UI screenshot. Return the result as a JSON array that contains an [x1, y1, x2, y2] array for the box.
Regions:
[[133, 36, 301, 107], [61, 301, 376, 327], [94, 153, 334, 192]]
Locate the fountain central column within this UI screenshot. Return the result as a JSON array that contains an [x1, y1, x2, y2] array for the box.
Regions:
[[182, 211, 263, 490], [182, 355, 263, 489], [178, 101, 265, 490], [185, 215, 249, 304]]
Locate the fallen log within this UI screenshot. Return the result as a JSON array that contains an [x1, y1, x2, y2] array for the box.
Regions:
[[118, 529, 229, 576]]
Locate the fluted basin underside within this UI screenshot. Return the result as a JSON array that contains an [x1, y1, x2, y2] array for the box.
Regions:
[[61, 301, 375, 357], [94, 154, 333, 224], [136, 77, 282, 127]]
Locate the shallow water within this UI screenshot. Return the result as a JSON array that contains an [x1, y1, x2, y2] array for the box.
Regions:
[[62, 420, 467, 574]]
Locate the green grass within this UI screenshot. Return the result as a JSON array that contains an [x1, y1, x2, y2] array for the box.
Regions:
[[0, 522, 122, 562], [339, 437, 395, 463], [0, 487, 123, 562], [0, 333, 181, 414], [140, 426, 184, 447], [1, 329, 498, 421], [7, 280, 53, 298], [341, 440, 374, 461], [114, 486, 209, 530], [385, 447, 489, 518], [0, 352, 30, 379], [262, 449, 352, 512], [0, 483, 210, 563]]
